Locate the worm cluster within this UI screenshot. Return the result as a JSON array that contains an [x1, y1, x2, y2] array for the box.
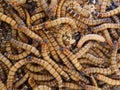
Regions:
[[0, 0, 120, 90]]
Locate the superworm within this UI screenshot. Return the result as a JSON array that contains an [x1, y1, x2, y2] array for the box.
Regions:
[[98, 6, 120, 17], [6, 51, 30, 61], [48, 0, 58, 19], [32, 7, 43, 14], [63, 82, 82, 90], [92, 47, 108, 60], [14, 6, 26, 20], [45, 31, 74, 69], [0, 12, 42, 41], [41, 40, 70, 80], [29, 72, 54, 81], [94, 74, 120, 85], [31, 12, 45, 24], [90, 74, 98, 87], [82, 53, 105, 65], [7, 57, 63, 89], [30, 17, 77, 31], [60, 65, 90, 84], [0, 53, 12, 69], [24, 8, 31, 26], [77, 34, 105, 48], [110, 41, 120, 75], [14, 73, 29, 88], [66, 6, 111, 26], [85, 85, 102, 90], [60, 47, 82, 71], [39, 30, 60, 62], [100, 0, 114, 47], [75, 42, 93, 58], [28, 77, 37, 89], [56, 0, 65, 18], [10, 38, 41, 57], [33, 85, 52, 90], [36, 79, 58, 87], [84, 67, 112, 75], [7, 0, 26, 6], [26, 63, 44, 72], [93, 42, 110, 57], [0, 65, 6, 82], [93, 23, 120, 33]]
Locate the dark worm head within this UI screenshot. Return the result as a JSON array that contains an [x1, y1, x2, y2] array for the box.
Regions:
[[27, 56, 33, 60]]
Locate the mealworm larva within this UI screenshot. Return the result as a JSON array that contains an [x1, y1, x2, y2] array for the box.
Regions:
[[41, 40, 70, 80], [26, 63, 44, 72], [36, 79, 58, 87], [84, 67, 112, 75], [93, 23, 120, 33], [0, 65, 6, 82], [6, 51, 30, 61], [79, 59, 100, 66], [73, 5, 90, 18], [24, 8, 31, 26], [18, 24, 43, 41], [66, 6, 111, 26], [90, 74, 98, 87], [110, 41, 120, 75], [45, 32, 74, 69], [0, 53, 12, 69], [31, 12, 45, 24], [92, 47, 108, 60], [56, 24, 71, 47], [100, 0, 108, 12], [39, 0, 51, 19], [30, 17, 77, 31], [103, 30, 113, 47], [8, 0, 26, 6], [28, 77, 37, 89], [14, 73, 29, 88], [0, 12, 18, 28], [75, 42, 93, 58], [63, 82, 82, 90], [56, 0, 65, 18], [0, 79, 7, 90], [10, 38, 41, 57], [33, 85, 52, 90], [0, 12, 42, 41], [77, 34, 105, 48], [94, 74, 120, 85], [14, 6, 26, 20], [29, 57, 63, 88], [98, 6, 120, 17], [82, 53, 105, 65], [29, 72, 54, 81], [112, 15, 120, 23], [60, 65, 90, 84], [85, 85, 102, 90], [110, 29, 119, 39], [32, 7, 43, 14], [39, 30, 60, 62], [60, 47, 82, 71], [48, 0, 58, 19], [93, 42, 110, 56], [18, 31, 29, 43], [5, 40, 12, 54], [6, 57, 63, 89], [100, 0, 114, 47]]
